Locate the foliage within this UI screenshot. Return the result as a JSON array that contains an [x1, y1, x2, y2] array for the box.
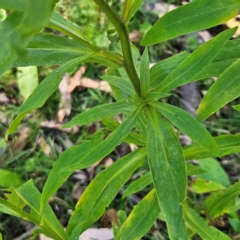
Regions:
[[1, 0, 240, 239]]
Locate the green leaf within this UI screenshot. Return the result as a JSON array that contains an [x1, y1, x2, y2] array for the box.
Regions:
[[144, 92, 171, 101], [150, 51, 189, 90], [233, 104, 240, 111], [197, 59, 240, 122], [184, 134, 240, 160], [59, 104, 144, 172], [146, 107, 187, 239], [197, 158, 230, 187], [195, 58, 238, 81], [189, 178, 225, 194], [0, 0, 26, 11], [122, 0, 144, 23], [140, 47, 150, 97], [102, 117, 146, 146], [100, 75, 135, 96], [0, 0, 58, 76], [41, 141, 92, 207], [5, 56, 90, 140], [183, 202, 231, 240], [13, 33, 94, 67], [63, 99, 136, 128], [0, 169, 24, 188], [155, 28, 237, 92], [115, 189, 159, 240], [150, 101, 220, 157], [49, 11, 89, 45], [204, 181, 240, 220], [214, 38, 240, 61], [123, 164, 208, 199], [17, 66, 38, 100], [141, 0, 239, 45], [67, 148, 147, 238], [2, 180, 68, 240], [186, 164, 207, 176], [122, 172, 152, 198]]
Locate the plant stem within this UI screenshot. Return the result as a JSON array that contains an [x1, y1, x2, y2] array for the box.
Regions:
[[93, 0, 142, 97]]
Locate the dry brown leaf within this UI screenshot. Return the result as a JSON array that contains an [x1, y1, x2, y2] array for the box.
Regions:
[[40, 120, 79, 134], [80, 77, 111, 92], [101, 209, 119, 228], [11, 127, 31, 155], [68, 66, 87, 93], [37, 136, 52, 156]]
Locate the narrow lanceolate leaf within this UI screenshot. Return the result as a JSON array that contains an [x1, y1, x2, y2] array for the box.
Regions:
[[63, 99, 136, 128], [115, 189, 159, 240], [140, 48, 150, 97], [141, 0, 239, 45], [149, 101, 220, 156], [100, 75, 135, 96], [150, 51, 189, 90], [13, 33, 94, 67], [122, 172, 152, 198], [60, 104, 144, 172], [3, 180, 68, 240], [155, 28, 237, 93], [41, 141, 92, 207], [122, 0, 144, 23], [102, 117, 146, 146], [66, 148, 147, 238], [5, 56, 90, 140], [214, 38, 240, 62], [0, 0, 58, 76], [204, 181, 240, 220], [146, 107, 187, 240], [183, 203, 231, 240], [184, 134, 240, 160], [189, 178, 225, 194], [197, 59, 240, 122]]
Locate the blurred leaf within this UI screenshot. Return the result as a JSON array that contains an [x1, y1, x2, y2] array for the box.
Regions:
[[102, 117, 146, 146], [205, 181, 240, 219], [122, 0, 144, 23], [101, 75, 135, 96], [41, 141, 92, 207], [197, 59, 240, 122], [198, 158, 230, 187], [122, 172, 152, 198], [186, 164, 207, 176], [155, 28, 236, 92], [13, 33, 94, 67], [116, 189, 159, 240], [214, 38, 240, 61], [183, 202, 231, 240], [229, 218, 240, 232], [150, 102, 220, 157], [6, 55, 90, 140], [189, 178, 225, 194], [140, 47, 150, 97], [184, 134, 240, 160], [0, 169, 24, 188], [141, 0, 239, 45], [63, 99, 137, 128], [146, 107, 187, 239], [59, 104, 144, 172], [233, 104, 240, 111], [0, 0, 58, 76], [17, 66, 38, 100], [67, 149, 146, 238]]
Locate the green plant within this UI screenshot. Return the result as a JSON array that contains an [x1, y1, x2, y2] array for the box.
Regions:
[[1, 0, 240, 239]]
